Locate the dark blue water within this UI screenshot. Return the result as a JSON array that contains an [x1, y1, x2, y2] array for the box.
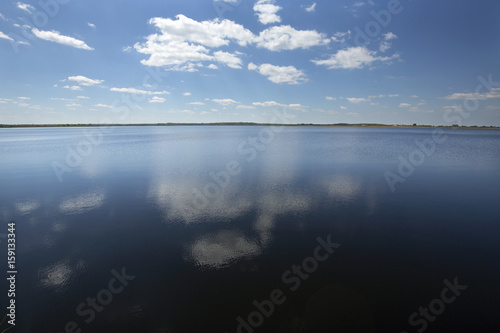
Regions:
[[1, 126, 499, 333]]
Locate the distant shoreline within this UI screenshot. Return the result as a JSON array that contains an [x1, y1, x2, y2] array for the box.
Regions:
[[0, 123, 499, 129]]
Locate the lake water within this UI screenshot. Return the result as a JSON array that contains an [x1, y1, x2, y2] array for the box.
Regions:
[[1, 126, 499, 333]]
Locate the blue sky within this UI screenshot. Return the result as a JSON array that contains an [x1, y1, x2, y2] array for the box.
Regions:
[[0, 0, 499, 125]]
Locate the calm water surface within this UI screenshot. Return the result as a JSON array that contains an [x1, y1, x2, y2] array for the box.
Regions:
[[1, 126, 499, 332]]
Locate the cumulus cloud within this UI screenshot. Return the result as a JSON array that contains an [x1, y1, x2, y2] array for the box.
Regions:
[[188, 102, 205, 105], [134, 15, 254, 71], [255, 25, 329, 51], [183, 92, 192, 96], [325, 96, 336, 101], [312, 46, 399, 69], [399, 103, 411, 107], [213, 50, 243, 69], [110, 87, 170, 95], [248, 62, 307, 85], [68, 76, 103, 86], [134, 15, 329, 71], [32, 28, 93, 50], [254, 0, 282, 25], [87, 22, 96, 29]]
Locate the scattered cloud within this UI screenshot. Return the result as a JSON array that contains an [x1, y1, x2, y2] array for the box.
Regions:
[[248, 62, 307, 85], [346, 112, 359, 116], [485, 105, 500, 110], [16, 2, 35, 13], [399, 103, 411, 107], [94, 104, 113, 108], [32, 28, 93, 50], [87, 22, 96, 29], [183, 92, 192, 96], [0, 31, 13, 41], [346, 97, 369, 104], [325, 96, 336, 101], [340, 106, 347, 110], [411, 94, 419, 98], [110, 87, 170, 95], [0, 12, 6, 21], [255, 25, 329, 51], [305, 3, 317, 12], [254, 0, 282, 25], [188, 102, 205, 105], [212, 98, 239, 105], [65, 103, 82, 107], [18, 97, 30, 100], [388, 94, 399, 97], [68, 76, 103, 86], [63, 85, 82, 91], [149, 96, 166, 103], [331, 31, 351, 43], [76, 96, 90, 99], [442, 88, 500, 100], [312, 46, 399, 69], [237, 105, 256, 109]]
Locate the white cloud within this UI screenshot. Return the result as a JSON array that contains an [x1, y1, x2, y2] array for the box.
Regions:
[[383, 32, 398, 40], [32, 28, 93, 50], [63, 85, 82, 91], [346, 112, 359, 116], [0, 12, 6, 21], [388, 94, 399, 97], [183, 92, 192, 96], [214, 50, 242, 69], [379, 41, 391, 52], [110, 87, 170, 95], [312, 46, 399, 69], [134, 15, 254, 71], [237, 105, 256, 109], [149, 96, 166, 103], [252, 101, 307, 110], [77, 96, 90, 99], [94, 104, 113, 108], [305, 3, 317, 12], [207, 64, 218, 69], [87, 22, 96, 29], [346, 97, 369, 104], [411, 94, 419, 98], [188, 102, 205, 105], [254, 0, 282, 25], [331, 31, 351, 43], [485, 105, 500, 110], [16, 2, 35, 13], [68, 76, 103, 86], [212, 98, 239, 105], [255, 25, 329, 51], [325, 96, 336, 100], [442, 88, 500, 100], [248, 62, 307, 85], [65, 103, 82, 107], [0, 31, 13, 41], [340, 106, 347, 110], [399, 103, 411, 107], [18, 96, 30, 100]]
